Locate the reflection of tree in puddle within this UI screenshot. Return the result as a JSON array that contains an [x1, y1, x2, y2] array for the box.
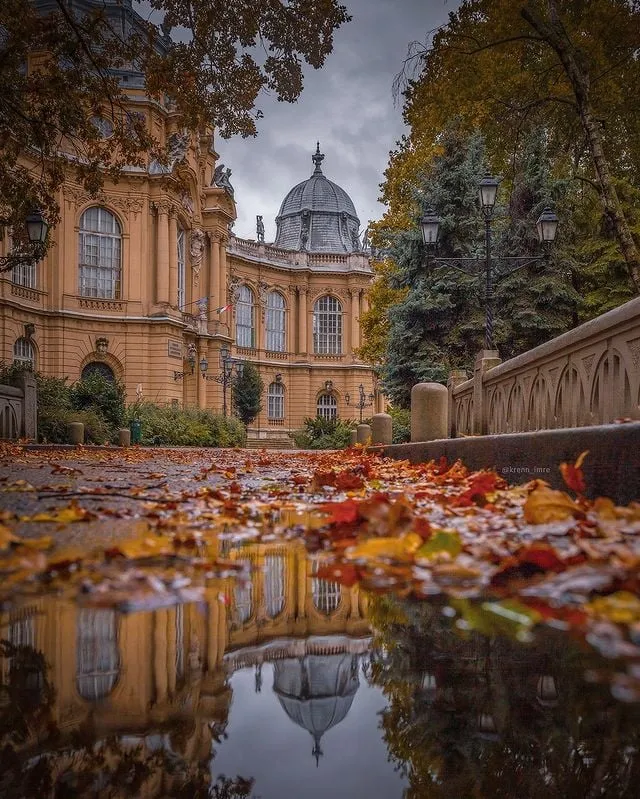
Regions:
[[367, 595, 640, 798]]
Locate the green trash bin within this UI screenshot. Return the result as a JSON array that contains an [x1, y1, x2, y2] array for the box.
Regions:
[[130, 419, 142, 444]]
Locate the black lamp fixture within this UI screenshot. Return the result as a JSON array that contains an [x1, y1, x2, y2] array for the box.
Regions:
[[201, 345, 244, 416], [345, 383, 375, 422], [0, 208, 49, 270], [174, 342, 197, 381], [420, 172, 559, 352]]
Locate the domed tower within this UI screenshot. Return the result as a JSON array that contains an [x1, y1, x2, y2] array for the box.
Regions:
[[274, 144, 361, 253], [273, 651, 360, 765]]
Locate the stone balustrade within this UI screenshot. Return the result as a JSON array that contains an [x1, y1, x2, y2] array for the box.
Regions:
[[0, 371, 37, 441], [450, 296, 640, 437]]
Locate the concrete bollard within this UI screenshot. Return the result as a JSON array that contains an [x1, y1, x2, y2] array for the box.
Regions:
[[411, 382, 448, 442], [118, 428, 131, 447], [371, 413, 393, 445], [67, 421, 85, 445], [356, 423, 372, 446], [348, 429, 358, 447]]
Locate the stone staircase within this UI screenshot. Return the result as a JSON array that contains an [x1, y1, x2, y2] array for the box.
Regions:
[[245, 437, 295, 450]]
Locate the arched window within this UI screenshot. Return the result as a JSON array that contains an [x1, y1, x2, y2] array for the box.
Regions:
[[313, 295, 342, 354], [312, 561, 341, 615], [266, 291, 286, 352], [13, 337, 34, 368], [236, 285, 255, 348], [317, 393, 337, 420], [264, 554, 285, 618], [76, 609, 120, 701], [81, 362, 115, 382], [267, 381, 285, 419], [78, 207, 122, 299], [177, 226, 186, 310]]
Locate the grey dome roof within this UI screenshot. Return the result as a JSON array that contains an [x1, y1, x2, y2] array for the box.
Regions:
[[274, 144, 361, 254], [273, 653, 360, 763]]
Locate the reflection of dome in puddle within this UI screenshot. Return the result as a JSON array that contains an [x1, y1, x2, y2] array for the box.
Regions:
[[273, 652, 360, 764]]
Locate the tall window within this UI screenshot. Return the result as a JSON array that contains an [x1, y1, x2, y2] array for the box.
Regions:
[[76, 609, 120, 701], [317, 393, 337, 420], [313, 295, 342, 354], [177, 226, 186, 310], [12, 260, 37, 289], [13, 337, 34, 368], [236, 285, 255, 348], [267, 381, 285, 419], [266, 291, 286, 352], [264, 554, 285, 618], [312, 561, 341, 615], [78, 207, 122, 299]]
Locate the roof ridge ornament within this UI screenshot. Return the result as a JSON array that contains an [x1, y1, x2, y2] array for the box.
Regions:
[[312, 142, 325, 175]]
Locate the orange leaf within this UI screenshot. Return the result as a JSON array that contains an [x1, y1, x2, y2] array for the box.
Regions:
[[560, 450, 588, 494], [523, 485, 581, 524], [320, 499, 361, 524]]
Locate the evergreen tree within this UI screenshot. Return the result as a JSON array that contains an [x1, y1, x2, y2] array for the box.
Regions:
[[493, 127, 581, 358], [381, 126, 487, 408], [232, 362, 263, 425]]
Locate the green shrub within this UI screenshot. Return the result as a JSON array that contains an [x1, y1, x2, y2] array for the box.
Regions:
[[389, 406, 411, 444], [125, 402, 246, 447], [38, 407, 112, 444], [292, 416, 355, 449], [71, 373, 126, 436]]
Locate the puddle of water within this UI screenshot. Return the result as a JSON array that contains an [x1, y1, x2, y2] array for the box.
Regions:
[[2, 538, 640, 798]]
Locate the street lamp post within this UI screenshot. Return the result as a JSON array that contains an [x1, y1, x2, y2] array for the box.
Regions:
[[200, 345, 244, 416], [0, 209, 49, 271], [345, 383, 375, 422], [420, 174, 559, 352]]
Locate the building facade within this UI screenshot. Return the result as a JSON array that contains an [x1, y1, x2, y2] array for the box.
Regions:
[[0, 1, 379, 445]]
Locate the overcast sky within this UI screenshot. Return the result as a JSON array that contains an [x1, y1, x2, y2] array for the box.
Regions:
[[216, 0, 460, 242]]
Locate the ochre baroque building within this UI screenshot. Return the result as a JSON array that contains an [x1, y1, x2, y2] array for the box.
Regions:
[[1, 0, 378, 445]]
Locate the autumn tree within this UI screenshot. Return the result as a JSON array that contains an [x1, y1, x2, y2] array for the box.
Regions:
[[384, 0, 640, 296], [0, 0, 350, 267]]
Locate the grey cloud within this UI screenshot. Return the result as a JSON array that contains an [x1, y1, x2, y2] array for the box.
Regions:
[[218, 0, 460, 242]]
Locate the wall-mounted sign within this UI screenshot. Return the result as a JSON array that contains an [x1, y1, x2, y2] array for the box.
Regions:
[[167, 339, 183, 359]]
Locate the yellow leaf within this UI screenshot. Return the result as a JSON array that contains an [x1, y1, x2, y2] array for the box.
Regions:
[[587, 592, 640, 625], [416, 530, 462, 560], [22, 503, 95, 524], [0, 523, 21, 550], [523, 485, 580, 524], [346, 532, 422, 561]]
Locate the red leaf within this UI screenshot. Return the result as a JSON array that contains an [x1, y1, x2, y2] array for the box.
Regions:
[[317, 562, 360, 587], [560, 450, 588, 494], [320, 499, 361, 525]]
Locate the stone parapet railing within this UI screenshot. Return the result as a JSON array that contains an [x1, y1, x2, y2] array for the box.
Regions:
[[227, 236, 372, 272], [451, 296, 640, 437], [0, 372, 37, 441]]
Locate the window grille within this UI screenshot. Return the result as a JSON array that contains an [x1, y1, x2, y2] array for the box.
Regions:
[[236, 285, 255, 348], [177, 227, 186, 310], [316, 393, 337, 420], [311, 561, 341, 614], [266, 291, 286, 351], [78, 207, 122, 299], [313, 295, 342, 354], [264, 554, 285, 618], [267, 382, 285, 419], [12, 259, 37, 289], [13, 337, 34, 368], [76, 609, 120, 700]]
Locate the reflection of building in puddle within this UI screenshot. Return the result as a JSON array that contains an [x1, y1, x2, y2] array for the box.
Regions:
[[0, 540, 370, 784], [223, 540, 370, 763]]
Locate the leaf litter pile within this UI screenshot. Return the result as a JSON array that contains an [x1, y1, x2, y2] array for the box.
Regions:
[[1, 442, 640, 698]]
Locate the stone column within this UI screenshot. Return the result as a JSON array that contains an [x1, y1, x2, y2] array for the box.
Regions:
[[218, 237, 229, 335], [411, 383, 448, 442], [298, 286, 308, 356], [472, 349, 501, 435], [351, 289, 361, 353], [447, 369, 469, 438], [155, 202, 170, 306], [168, 212, 178, 309]]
